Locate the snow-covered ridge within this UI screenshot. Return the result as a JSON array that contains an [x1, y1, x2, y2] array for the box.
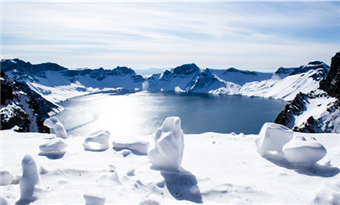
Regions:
[[1, 59, 329, 103]]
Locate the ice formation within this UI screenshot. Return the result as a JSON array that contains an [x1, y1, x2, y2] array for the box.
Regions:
[[147, 117, 184, 171], [43, 117, 68, 139], [282, 136, 327, 167], [0, 171, 14, 186], [83, 130, 110, 151], [112, 141, 149, 155], [255, 123, 294, 155], [18, 154, 41, 203], [39, 137, 67, 154]]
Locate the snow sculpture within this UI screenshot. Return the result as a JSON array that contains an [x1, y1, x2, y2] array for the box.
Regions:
[[18, 155, 41, 203], [147, 117, 184, 171], [283, 136, 327, 167], [39, 137, 67, 154], [43, 117, 68, 139], [83, 130, 110, 151], [255, 123, 293, 155], [0, 171, 14, 186]]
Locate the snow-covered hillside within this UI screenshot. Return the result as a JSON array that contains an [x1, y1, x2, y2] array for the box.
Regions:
[[0, 71, 61, 132], [1, 59, 329, 103], [275, 52, 340, 133]]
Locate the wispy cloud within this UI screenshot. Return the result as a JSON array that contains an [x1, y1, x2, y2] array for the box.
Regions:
[[2, 1, 339, 71]]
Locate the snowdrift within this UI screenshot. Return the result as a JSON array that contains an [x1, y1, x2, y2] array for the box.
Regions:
[[1, 119, 339, 204]]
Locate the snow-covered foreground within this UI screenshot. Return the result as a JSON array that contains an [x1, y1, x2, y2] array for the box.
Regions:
[[1, 122, 340, 204]]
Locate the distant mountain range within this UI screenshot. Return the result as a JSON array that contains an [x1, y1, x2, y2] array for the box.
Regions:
[[1, 58, 329, 102], [1, 56, 339, 133]]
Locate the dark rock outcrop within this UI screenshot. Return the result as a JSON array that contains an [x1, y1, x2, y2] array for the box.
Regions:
[[319, 52, 340, 99], [173, 64, 200, 75]]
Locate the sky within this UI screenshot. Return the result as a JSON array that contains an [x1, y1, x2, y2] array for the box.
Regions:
[[1, 1, 340, 72]]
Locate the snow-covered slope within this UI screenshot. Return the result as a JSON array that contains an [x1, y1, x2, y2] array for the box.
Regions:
[[1, 121, 339, 204], [275, 52, 340, 133], [0, 71, 61, 132], [1, 59, 145, 102]]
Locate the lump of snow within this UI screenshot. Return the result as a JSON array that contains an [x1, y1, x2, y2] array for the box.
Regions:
[[112, 141, 149, 155], [1, 195, 10, 205], [255, 123, 293, 156], [83, 192, 106, 205], [121, 149, 131, 157], [39, 138, 67, 154], [18, 154, 41, 203], [0, 171, 14, 185], [44, 117, 68, 139], [283, 136, 327, 167], [126, 167, 135, 176], [83, 130, 110, 151], [147, 116, 184, 171]]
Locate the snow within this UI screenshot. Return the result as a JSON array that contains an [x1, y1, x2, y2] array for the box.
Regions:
[[1, 121, 339, 204], [112, 140, 149, 155], [17, 155, 42, 204], [0, 171, 14, 186], [255, 122, 294, 156], [283, 136, 327, 167], [83, 130, 110, 151], [147, 117, 185, 172], [43, 117, 68, 139], [39, 137, 67, 155]]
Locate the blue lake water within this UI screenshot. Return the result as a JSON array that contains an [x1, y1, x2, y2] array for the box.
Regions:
[[55, 91, 287, 137]]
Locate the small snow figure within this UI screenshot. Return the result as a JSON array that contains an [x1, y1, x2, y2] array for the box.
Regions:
[[283, 136, 327, 167], [18, 155, 41, 204], [255, 123, 293, 156], [147, 117, 184, 171], [39, 137, 67, 154], [44, 117, 68, 139], [83, 130, 110, 151]]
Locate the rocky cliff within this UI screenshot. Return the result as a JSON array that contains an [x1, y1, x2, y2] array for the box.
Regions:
[[0, 71, 61, 132], [275, 52, 340, 133], [319, 52, 340, 99]]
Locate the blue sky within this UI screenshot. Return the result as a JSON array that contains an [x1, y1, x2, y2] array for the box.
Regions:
[[1, 1, 339, 71]]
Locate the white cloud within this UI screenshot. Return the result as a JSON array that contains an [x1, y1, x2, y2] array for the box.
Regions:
[[2, 2, 339, 71]]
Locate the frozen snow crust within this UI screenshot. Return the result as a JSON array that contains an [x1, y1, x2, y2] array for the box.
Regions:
[[1, 118, 340, 204]]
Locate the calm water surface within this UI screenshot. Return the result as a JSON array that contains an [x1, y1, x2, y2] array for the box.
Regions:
[[55, 91, 287, 137]]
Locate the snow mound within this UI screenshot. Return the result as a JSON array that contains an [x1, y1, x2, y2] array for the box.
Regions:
[[313, 180, 340, 204], [255, 123, 294, 156], [147, 117, 184, 171], [83, 192, 106, 205], [43, 117, 68, 139], [0, 171, 14, 186], [83, 130, 110, 151], [39, 137, 67, 154], [283, 136, 327, 167], [18, 154, 41, 203], [112, 141, 149, 155]]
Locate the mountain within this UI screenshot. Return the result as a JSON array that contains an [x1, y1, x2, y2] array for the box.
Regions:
[[1, 59, 329, 103], [0, 70, 62, 132], [275, 52, 340, 133], [1, 57, 335, 133]]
